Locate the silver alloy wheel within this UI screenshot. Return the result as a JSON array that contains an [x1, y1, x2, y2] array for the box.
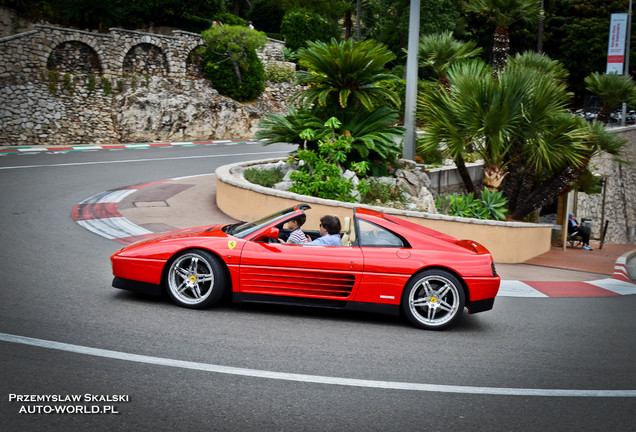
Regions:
[[404, 272, 464, 329], [167, 252, 215, 306]]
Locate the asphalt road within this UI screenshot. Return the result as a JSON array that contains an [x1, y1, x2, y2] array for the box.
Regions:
[[1, 143, 635, 431]]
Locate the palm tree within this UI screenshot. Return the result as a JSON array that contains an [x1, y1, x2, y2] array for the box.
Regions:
[[464, 0, 540, 74], [258, 37, 404, 167], [417, 32, 482, 193], [507, 51, 569, 82], [255, 107, 325, 149], [417, 53, 624, 218], [292, 38, 401, 112], [584, 72, 636, 124], [504, 120, 625, 219], [418, 31, 483, 90], [257, 106, 404, 164]]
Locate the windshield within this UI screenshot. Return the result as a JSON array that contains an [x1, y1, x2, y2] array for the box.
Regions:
[[223, 207, 299, 239]]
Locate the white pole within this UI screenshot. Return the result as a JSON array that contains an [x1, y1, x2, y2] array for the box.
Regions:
[[403, 0, 420, 160]]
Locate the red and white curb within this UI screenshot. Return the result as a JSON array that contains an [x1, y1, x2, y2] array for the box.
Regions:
[[73, 180, 636, 298], [614, 253, 635, 282], [498, 278, 636, 298], [1, 139, 263, 153], [71, 179, 171, 244]]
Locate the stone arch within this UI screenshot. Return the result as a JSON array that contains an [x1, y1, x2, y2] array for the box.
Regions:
[[185, 44, 207, 79], [46, 41, 102, 75], [122, 43, 169, 77]]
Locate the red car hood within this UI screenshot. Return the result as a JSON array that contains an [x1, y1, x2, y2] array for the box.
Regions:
[[118, 224, 228, 251]]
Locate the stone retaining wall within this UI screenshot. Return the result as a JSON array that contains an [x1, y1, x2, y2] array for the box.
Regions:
[[0, 76, 295, 145], [0, 23, 295, 145], [576, 126, 636, 244]]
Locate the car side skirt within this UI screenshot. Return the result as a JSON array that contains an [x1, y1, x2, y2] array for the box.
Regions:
[[232, 293, 401, 317], [112, 277, 162, 296]]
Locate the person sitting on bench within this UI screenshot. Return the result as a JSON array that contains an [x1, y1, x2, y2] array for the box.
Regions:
[[568, 213, 593, 251]]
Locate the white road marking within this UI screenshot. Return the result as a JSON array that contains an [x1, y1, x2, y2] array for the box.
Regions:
[[587, 278, 636, 295], [498, 281, 548, 297], [1, 332, 634, 397], [76, 217, 153, 239], [79, 189, 137, 204]]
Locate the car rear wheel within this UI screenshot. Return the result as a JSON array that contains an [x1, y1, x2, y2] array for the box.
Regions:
[[401, 269, 465, 330], [165, 250, 226, 309]]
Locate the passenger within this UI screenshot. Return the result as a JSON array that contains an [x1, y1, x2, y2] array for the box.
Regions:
[[306, 215, 342, 246], [282, 214, 308, 244]]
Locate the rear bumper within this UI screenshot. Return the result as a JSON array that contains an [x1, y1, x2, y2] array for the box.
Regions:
[[468, 297, 495, 314]]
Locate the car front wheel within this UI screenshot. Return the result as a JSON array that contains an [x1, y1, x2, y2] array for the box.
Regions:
[[401, 269, 465, 330], [165, 250, 226, 309]]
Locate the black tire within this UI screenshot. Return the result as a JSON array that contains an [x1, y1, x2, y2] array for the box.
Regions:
[[165, 250, 227, 309], [401, 269, 466, 330]]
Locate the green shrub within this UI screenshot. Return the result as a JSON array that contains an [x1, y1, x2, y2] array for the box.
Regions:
[[244, 167, 284, 187], [360, 178, 406, 205], [288, 118, 369, 202], [101, 77, 111, 95], [63, 73, 73, 94], [264, 62, 295, 82], [435, 188, 508, 221], [213, 13, 246, 26], [47, 70, 60, 95], [87, 74, 96, 92], [281, 47, 297, 62], [416, 138, 445, 165], [201, 24, 268, 101], [280, 8, 340, 51], [480, 188, 508, 220], [204, 48, 265, 101]]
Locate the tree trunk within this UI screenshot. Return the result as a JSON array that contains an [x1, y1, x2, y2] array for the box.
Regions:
[[231, 57, 242, 84], [454, 154, 478, 196], [509, 163, 587, 220], [483, 164, 508, 191], [492, 26, 510, 75], [503, 163, 535, 217], [344, 11, 353, 39], [596, 105, 612, 124]]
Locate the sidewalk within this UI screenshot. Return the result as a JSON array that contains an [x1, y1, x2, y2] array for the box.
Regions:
[[74, 173, 635, 291]]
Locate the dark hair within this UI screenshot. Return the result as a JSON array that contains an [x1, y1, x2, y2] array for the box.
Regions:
[[291, 214, 306, 227], [320, 215, 341, 235]]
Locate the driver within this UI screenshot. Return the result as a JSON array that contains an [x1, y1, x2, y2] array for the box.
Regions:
[[306, 215, 342, 246]]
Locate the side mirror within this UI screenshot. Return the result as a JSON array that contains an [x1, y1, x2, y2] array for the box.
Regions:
[[258, 226, 279, 241]]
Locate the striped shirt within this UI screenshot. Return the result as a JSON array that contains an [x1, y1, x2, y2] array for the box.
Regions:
[[288, 228, 307, 244]]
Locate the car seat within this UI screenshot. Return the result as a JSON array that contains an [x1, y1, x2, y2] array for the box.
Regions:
[[341, 216, 357, 246]]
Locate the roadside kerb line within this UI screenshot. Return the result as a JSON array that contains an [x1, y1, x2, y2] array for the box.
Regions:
[[0, 139, 266, 153]]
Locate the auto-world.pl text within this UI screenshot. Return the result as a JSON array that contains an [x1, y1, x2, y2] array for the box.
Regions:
[[9, 394, 128, 414]]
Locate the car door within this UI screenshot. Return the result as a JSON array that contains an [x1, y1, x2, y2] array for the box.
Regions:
[[354, 219, 414, 305], [239, 240, 364, 300]]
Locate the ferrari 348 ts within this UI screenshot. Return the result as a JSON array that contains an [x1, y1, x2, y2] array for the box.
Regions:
[[111, 204, 500, 330]]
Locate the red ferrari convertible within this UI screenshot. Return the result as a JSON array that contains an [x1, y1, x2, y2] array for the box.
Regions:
[[111, 204, 500, 330]]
